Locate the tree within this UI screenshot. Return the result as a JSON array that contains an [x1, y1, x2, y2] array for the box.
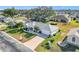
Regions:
[[16, 22, 23, 28], [25, 6, 55, 22], [34, 26, 40, 32], [3, 7, 17, 17]]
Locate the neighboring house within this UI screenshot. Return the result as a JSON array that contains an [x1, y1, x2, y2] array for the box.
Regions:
[[0, 15, 5, 22], [24, 21, 59, 36], [0, 16, 16, 27], [58, 28, 79, 48], [50, 15, 71, 23], [68, 14, 77, 20], [76, 18, 79, 22], [0, 16, 15, 23], [55, 10, 66, 15], [66, 28, 79, 48], [5, 17, 14, 23], [55, 10, 79, 16], [7, 21, 16, 27]]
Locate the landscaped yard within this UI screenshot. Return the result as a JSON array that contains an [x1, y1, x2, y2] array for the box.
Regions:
[[1, 17, 79, 52], [4, 23, 36, 43], [35, 19, 79, 52], [35, 32, 65, 52], [8, 32, 36, 43]]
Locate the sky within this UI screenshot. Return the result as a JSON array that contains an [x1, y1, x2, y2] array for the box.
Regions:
[[53, 6, 79, 10], [0, 6, 38, 10], [0, 6, 79, 10]]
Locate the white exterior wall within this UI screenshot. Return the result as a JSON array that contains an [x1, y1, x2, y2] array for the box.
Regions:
[[67, 35, 79, 48], [26, 22, 34, 28], [51, 29, 59, 36], [26, 22, 59, 36], [76, 18, 79, 22]]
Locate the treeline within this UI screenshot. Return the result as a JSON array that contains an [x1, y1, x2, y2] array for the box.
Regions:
[[2, 6, 56, 22]]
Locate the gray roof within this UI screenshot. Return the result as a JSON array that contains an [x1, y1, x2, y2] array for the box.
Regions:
[[25, 21, 59, 35], [50, 15, 69, 22], [67, 28, 79, 36], [66, 28, 79, 47], [52, 15, 67, 18], [0, 17, 14, 23]]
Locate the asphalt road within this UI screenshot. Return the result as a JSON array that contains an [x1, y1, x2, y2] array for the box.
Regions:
[[0, 31, 33, 52]]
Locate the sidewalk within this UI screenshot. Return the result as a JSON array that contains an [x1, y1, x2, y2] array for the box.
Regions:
[[0, 31, 33, 52]]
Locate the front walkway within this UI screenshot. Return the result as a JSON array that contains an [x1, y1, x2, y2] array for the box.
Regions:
[[24, 36, 45, 50]]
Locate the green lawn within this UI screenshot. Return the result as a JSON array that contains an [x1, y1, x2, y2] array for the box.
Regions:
[[69, 20, 79, 27], [2, 18, 79, 51], [36, 20, 79, 52], [4, 26, 36, 42], [35, 32, 63, 52]]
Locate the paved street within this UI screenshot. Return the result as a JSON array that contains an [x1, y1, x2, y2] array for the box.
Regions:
[[0, 31, 33, 52], [0, 37, 20, 52], [24, 36, 45, 50], [0, 31, 45, 52]]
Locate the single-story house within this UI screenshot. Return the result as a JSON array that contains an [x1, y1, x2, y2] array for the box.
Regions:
[[66, 28, 79, 48], [58, 28, 79, 48], [0, 16, 14, 23], [24, 21, 59, 36], [76, 18, 79, 22], [68, 14, 77, 20], [50, 15, 71, 23], [55, 10, 66, 15], [0, 16, 5, 22]]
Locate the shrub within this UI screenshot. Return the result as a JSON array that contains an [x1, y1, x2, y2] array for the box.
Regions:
[[39, 30, 42, 34], [45, 45, 51, 49], [53, 34, 56, 36], [34, 26, 40, 32], [50, 23, 57, 25], [41, 44, 44, 47], [48, 34, 51, 38], [50, 40, 54, 42], [58, 30, 61, 32], [76, 21, 79, 23], [45, 42, 49, 45]]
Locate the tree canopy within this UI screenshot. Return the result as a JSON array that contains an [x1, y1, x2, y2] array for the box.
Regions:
[[25, 6, 55, 22], [3, 7, 17, 17], [2, 6, 55, 22]]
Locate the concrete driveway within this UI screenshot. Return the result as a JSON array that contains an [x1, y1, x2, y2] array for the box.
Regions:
[[24, 36, 45, 50]]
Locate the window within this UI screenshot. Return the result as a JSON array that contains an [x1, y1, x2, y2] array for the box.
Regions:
[[72, 37, 75, 42]]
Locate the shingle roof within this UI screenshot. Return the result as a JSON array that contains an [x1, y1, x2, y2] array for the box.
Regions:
[[26, 21, 59, 34], [52, 15, 68, 19], [67, 28, 79, 37]]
